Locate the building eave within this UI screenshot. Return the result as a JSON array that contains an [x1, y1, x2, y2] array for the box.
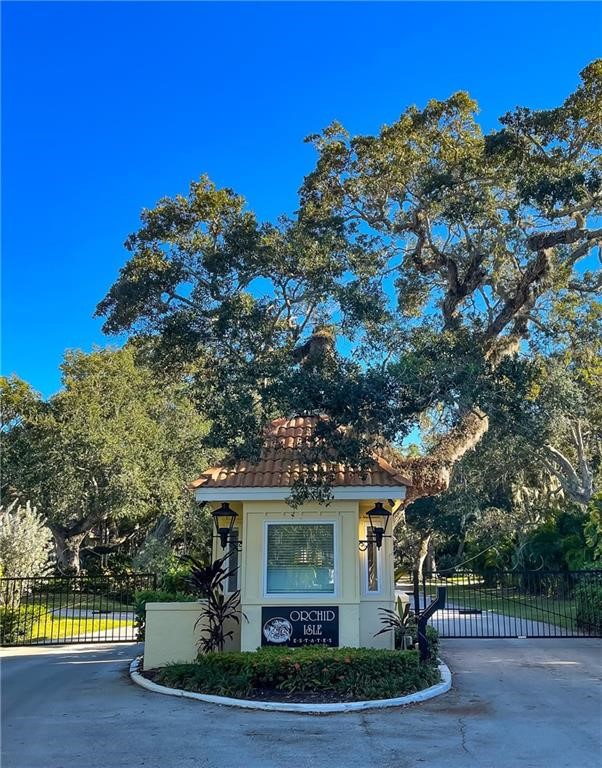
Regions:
[[194, 485, 407, 503]]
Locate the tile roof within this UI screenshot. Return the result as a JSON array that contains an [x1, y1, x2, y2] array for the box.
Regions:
[[191, 416, 411, 489]]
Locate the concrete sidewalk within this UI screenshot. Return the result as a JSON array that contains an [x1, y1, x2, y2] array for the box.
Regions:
[[1, 639, 601, 768]]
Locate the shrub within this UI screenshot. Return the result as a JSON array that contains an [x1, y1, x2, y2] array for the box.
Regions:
[[133, 589, 197, 640], [154, 646, 440, 700], [132, 536, 179, 577], [424, 625, 440, 662], [0, 501, 54, 585], [161, 564, 193, 594], [0, 604, 44, 645], [81, 550, 134, 577], [575, 582, 602, 634]]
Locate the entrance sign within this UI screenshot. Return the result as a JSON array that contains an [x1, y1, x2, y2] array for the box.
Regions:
[[261, 606, 339, 647]]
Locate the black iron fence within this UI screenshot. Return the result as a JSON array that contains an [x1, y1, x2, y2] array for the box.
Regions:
[[413, 570, 602, 639], [0, 573, 157, 646]]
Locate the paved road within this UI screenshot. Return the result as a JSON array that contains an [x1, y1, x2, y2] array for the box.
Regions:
[[429, 605, 569, 638], [1, 639, 601, 768]]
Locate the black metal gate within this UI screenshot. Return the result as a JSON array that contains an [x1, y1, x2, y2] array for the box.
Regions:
[[0, 574, 157, 646], [411, 570, 602, 639]]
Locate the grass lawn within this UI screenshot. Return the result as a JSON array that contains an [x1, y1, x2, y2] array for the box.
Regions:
[[30, 614, 133, 642], [2, 584, 145, 644]]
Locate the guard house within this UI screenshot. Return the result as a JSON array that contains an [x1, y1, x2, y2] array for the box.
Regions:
[[191, 416, 412, 651]]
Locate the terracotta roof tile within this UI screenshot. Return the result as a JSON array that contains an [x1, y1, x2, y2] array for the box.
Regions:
[[191, 415, 412, 490]]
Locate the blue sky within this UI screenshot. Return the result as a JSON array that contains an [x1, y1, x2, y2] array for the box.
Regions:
[[2, 1, 601, 398]]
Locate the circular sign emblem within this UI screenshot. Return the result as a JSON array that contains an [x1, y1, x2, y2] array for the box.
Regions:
[[262, 616, 293, 644]]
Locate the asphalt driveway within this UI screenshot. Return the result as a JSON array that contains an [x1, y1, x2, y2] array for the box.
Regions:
[[1, 639, 601, 768]]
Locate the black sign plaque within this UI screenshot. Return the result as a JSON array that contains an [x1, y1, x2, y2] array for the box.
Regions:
[[261, 606, 339, 647]]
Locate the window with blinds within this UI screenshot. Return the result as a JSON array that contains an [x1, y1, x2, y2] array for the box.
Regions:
[[266, 523, 335, 594], [226, 530, 239, 593], [366, 526, 379, 593]]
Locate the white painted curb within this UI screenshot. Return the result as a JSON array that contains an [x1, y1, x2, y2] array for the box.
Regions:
[[129, 656, 451, 714]]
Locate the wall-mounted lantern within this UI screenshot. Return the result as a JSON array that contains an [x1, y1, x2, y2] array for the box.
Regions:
[[212, 502, 241, 550], [358, 501, 391, 550]]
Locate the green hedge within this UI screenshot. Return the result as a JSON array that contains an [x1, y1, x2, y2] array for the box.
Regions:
[[154, 646, 440, 700], [133, 589, 197, 640], [575, 582, 602, 634]]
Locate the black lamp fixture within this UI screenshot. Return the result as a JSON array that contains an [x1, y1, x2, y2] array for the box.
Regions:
[[212, 502, 239, 549], [359, 501, 392, 550]]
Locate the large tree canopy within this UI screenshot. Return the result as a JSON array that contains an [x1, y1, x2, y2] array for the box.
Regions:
[[1, 348, 213, 572], [96, 61, 601, 507], [395, 331, 601, 575]]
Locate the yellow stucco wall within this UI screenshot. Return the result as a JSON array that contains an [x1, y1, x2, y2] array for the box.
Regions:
[[144, 601, 241, 668], [144, 602, 206, 669], [144, 497, 399, 667], [359, 601, 394, 649], [357, 500, 395, 650], [213, 499, 394, 651]]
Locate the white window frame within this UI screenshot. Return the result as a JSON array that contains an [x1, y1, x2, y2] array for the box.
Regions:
[[263, 520, 338, 599], [362, 524, 383, 595]]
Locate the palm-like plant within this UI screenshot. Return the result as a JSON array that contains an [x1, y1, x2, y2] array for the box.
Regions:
[[182, 554, 245, 653], [374, 596, 414, 650]]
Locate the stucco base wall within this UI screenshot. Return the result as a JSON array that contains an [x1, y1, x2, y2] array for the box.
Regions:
[[359, 601, 395, 649], [144, 602, 206, 669], [144, 602, 241, 668]]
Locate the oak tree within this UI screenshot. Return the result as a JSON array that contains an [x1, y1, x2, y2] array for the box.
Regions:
[[97, 61, 601, 517], [1, 348, 212, 572]]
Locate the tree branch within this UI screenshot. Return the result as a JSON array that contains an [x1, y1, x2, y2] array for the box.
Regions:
[[429, 408, 490, 466], [394, 408, 490, 517], [527, 226, 602, 252], [442, 251, 488, 329], [542, 426, 595, 506], [484, 248, 552, 354]]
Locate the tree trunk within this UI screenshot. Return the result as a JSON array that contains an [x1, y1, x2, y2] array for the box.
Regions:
[[51, 529, 88, 575], [415, 532, 432, 580], [456, 536, 466, 560], [425, 538, 437, 575]]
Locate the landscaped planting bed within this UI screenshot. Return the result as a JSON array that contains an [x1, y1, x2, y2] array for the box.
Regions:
[[146, 646, 441, 703]]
